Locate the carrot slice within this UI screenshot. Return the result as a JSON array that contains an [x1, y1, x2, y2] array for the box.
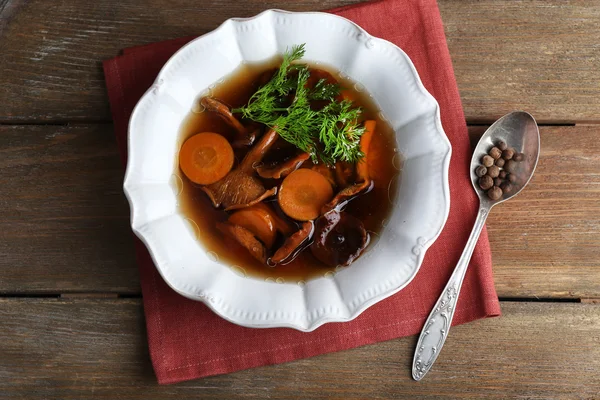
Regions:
[[252, 203, 295, 235], [179, 132, 234, 185], [228, 206, 277, 248], [278, 169, 334, 221], [357, 120, 376, 182], [339, 90, 358, 103]]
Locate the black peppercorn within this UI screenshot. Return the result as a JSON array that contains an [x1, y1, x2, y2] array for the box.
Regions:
[[502, 148, 515, 160], [499, 170, 507, 179], [505, 159, 518, 174], [475, 165, 487, 177], [497, 141, 508, 151], [482, 155, 494, 167], [487, 165, 500, 178], [487, 186, 503, 200], [513, 152, 525, 162], [500, 181, 513, 194], [495, 158, 505, 167], [489, 147, 502, 160], [507, 173, 517, 183], [479, 175, 494, 190]]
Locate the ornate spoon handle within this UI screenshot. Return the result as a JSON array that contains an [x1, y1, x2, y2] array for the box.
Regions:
[[412, 206, 490, 380]]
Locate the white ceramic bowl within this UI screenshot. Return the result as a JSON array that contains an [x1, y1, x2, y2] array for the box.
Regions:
[[125, 9, 451, 331]]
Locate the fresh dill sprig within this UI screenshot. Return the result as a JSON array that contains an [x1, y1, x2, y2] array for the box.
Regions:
[[318, 100, 365, 165], [309, 78, 342, 102], [232, 44, 364, 164]]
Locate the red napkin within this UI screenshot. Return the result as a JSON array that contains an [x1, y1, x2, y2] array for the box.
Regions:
[[104, 0, 500, 384]]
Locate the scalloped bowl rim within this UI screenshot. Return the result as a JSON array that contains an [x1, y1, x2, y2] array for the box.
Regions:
[[124, 9, 452, 331]]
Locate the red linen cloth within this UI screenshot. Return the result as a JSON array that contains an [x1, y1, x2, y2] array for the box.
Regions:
[[103, 0, 500, 384]]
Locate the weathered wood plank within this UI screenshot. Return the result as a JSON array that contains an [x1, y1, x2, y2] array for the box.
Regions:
[[1, 124, 599, 298], [1, 0, 599, 122], [440, 0, 600, 124], [0, 0, 358, 122], [470, 125, 600, 299], [0, 299, 598, 398], [0, 124, 138, 293]]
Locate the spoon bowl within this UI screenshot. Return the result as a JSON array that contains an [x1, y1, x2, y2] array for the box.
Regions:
[[471, 111, 540, 206]]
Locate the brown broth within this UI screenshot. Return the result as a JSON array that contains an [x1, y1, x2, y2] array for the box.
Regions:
[[176, 57, 401, 282]]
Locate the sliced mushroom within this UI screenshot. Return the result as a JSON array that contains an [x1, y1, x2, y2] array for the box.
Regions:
[[201, 129, 279, 209], [201, 170, 266, 208], [217, 222, 267, 263], [255, 152, 310, 179], [238, 128, 279, 172], [322, 126, 375, 214], [224, 187, 277, 212], [310, 211, 369, 267], [334, 161, 355, 188], [231, 128, 258, 149], [269, 221, 314, 265], [253, 203, 295, 235], [200, 97, 246, 135], [311, 163, 336, 187], [321, 179, 373, 214]]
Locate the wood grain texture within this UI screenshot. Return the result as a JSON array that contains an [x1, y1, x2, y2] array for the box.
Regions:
[[470, 125, 600, 299], [1, 0, 599, 122], [0, 0, 359, 122], [0, 124, 138, 293], [440, 0, 600, 124], [0, 299, 598, 398], [1, 124, 599, 298]]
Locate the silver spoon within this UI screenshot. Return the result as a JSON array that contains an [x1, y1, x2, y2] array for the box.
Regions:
[[412, 111, 540, 381]]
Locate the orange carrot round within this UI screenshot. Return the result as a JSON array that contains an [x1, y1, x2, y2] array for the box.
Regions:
[[339, 89, 358, 103], [278, 169, 334, 221], [228, 206, 276, 249], [356, 120, 376, 182], [179, 132, 234, 185]]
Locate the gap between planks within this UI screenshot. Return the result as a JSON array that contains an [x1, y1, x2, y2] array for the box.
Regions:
[[0, 292, 128, 299], [0, 293, 595, 304], [0, 121, 114, 126]]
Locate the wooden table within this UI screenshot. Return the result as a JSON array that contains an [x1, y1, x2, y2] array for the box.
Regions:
[[2, 1, 599, 398]]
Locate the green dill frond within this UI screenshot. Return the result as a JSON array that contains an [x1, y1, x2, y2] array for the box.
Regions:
[[232, 43, 365, 165], [309, 79, 341, 102]]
